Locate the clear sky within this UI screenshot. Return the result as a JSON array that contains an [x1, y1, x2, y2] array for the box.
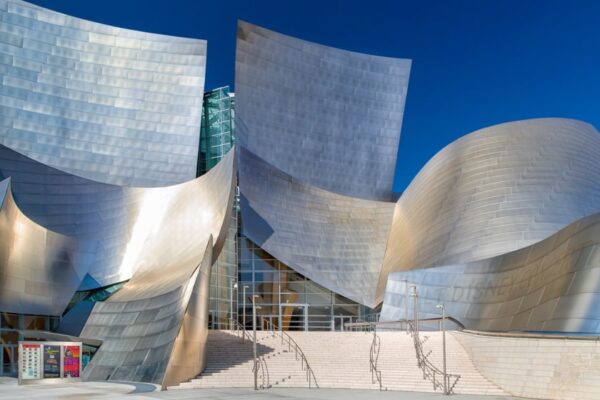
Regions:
[[28, 0, 600, 192]]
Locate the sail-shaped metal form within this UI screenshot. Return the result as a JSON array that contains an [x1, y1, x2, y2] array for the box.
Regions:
[[236, 21, 411, 201], [80, 149, 235, 386], [239, 148, 395, 307], [236, 21, 410, 306], [377, 118, 600, 303], [0, 0, 206, 187]]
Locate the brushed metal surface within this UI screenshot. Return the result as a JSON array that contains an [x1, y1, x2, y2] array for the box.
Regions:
[[81, 240, 213, 386], [378, 118, 600, 303], [0, 0, 206, 187], [239, 147, 395, 307], [236, 21, 411, 201], [0, 177, 82, 315], [380, 213, 600, 333], [80, 149, 235, 385], [0, 146, 235, 291]]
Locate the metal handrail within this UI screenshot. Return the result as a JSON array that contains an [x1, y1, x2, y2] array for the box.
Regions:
[[344, 319, 461, 394], [261, 319, 319, 388], [229, 319, 270, 389], [407, 320, 460, 394], [345, 317, 466, 331], [370, 327, 384, 390]]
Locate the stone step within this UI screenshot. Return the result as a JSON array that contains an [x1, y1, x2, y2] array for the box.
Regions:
[[167, 330, 508, 396]]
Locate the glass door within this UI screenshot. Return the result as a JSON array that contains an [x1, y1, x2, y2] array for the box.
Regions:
[[333, 316, 353, 331]]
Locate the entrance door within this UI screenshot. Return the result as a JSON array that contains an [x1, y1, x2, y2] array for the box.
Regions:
[[333, 316, 353, 331], [257, 315, 276, 330], [1, 345, 17, 376]]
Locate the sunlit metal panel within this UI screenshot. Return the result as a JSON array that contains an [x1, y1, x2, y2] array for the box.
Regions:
[[378, 118, 600, 303], [236, 21, 410, 201], [0, 0, 206, 187]]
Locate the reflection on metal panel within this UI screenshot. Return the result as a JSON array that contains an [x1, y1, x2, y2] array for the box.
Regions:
[[0, 0, 206, 187], [80, 148, 235, 385], [81, 240, 213, 387], [0, 146, 235, 290], [239, 148, 395, 308], [0, 178, 82, 315], [236, 21, 410, 201], [378, 118, 600, 303], [381, 213, 600, 333]]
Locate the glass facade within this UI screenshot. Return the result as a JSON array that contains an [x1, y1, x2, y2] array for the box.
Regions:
[[198, 87, 239, 329], [0, 313, 60, 376], [208, 194, 239, 330], [197, 87, 236, 176], [237, 237, 377, 331]]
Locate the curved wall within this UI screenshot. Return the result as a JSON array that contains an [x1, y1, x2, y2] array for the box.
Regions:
[[0, 178, 82, 315], [0, 146, 235, 299], [236, 21, 410, 201], [381, 213, 600, 332], [0, 0, 206, 187], [378, 118, 600, 302], [239, 148, 395, 307]]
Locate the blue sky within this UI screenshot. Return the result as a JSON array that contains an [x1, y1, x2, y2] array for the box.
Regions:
[[29, 0, 600, 192]]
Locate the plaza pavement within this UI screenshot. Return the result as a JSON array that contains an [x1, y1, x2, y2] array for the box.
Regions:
[[0, 377, 537, 400]]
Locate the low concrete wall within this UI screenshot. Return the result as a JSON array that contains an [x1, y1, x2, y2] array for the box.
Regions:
[[452, 331, 600, 400]]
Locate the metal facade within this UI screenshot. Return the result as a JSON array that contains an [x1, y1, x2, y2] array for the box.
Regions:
[[236, 21, 409, 307], [377, 118, 600, 303], [0, 145, 235, 290], [381, 213, 600, 332], [0, 178, 82, 315], [236, 21, 411, 201], [79, 150, 235, 386], [239, 148, 395, 307], [0, 0, 206, 187]]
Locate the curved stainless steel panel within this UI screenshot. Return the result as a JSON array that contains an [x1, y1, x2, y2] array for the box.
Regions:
[[236, 21, 411, 201], [0, 145, 235, 291], [239, 148, 395, 307], [0, 0, 206, 187], [378, 118, 600, 302], [80, 148, 234, 385], [81, 240, 214, 386], [381, 213, 600, 333], [0, 177, 83, 315]]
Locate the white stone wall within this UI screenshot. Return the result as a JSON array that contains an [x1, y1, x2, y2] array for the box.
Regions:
[[452, 331, 600, 400]]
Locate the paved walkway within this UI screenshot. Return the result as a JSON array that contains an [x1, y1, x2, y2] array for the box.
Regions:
[[0, 378, 536, 400]]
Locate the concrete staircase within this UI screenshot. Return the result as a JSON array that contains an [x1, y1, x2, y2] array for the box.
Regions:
[[171, 330, 310, 389], [169, 329, 508, 396]]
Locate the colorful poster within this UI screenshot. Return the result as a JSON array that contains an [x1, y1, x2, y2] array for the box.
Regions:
[[63, 345, 80, 378], [43, 345, 60, 378], [20, 344, 41, 380]]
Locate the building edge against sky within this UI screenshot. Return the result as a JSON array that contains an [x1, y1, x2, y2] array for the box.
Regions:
[[1, 0, 600, 388]]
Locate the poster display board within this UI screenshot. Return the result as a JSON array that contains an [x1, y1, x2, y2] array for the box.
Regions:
[[18, 341, 83, 384], [43, 345, 61, 378], [20, 344, 41, 380], [63, 345, 80, 378]]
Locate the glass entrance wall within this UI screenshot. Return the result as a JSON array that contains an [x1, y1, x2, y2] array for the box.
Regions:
[[197, 86, 239, 330], [238, 237, 377, 331], [0, 313, 60, 376]]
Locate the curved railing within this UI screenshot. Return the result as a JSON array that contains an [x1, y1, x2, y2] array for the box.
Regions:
[[370, 327, 384, 390], [229, 319, 270, 389], [407, 320, 460, 394], [261, 319, 319, 388], [345, 318, 461, 394]]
